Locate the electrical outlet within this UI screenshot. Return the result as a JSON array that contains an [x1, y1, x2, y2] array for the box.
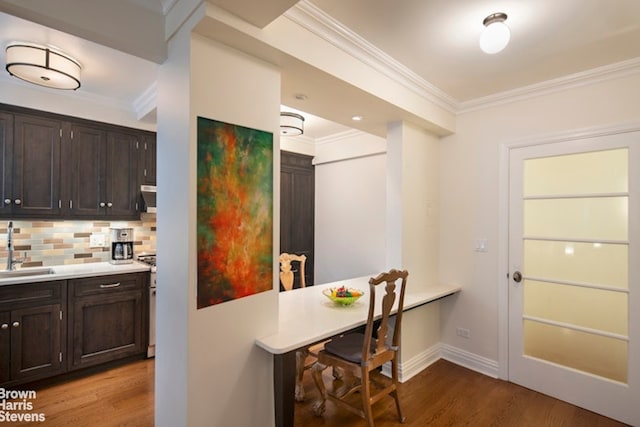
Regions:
[[89, 233, 106, 248], [456, 327, 471, 339]]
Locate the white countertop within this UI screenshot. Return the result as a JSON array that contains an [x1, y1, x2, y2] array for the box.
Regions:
[[255, 276, 461, 354], [0, 262, 151, 286]]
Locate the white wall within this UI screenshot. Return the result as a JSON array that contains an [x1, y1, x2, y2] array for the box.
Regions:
[[439, 72, 640, 371], [387, 121, 442, 373], [156, 7, 280, 426], [315, 153, 386, 284], [313, 132, 386, 284], [307, 125, 444, 378], [155, 8, 193, 425], [0, 79, 155, 131], [187, 33, 280, 427]]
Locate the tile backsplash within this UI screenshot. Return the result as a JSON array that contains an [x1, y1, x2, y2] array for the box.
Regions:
[[0, 214, 156, 267]]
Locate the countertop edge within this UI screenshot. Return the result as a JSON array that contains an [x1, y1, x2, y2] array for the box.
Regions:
[[0, 262, 151, 286]]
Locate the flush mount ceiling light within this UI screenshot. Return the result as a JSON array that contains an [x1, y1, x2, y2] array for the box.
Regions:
[[5, 43, 81, 90], [280, 112, 304, 136], [479, 13, 510, 54]]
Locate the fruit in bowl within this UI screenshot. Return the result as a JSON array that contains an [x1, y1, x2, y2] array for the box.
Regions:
[[322, 286, 364, 306]]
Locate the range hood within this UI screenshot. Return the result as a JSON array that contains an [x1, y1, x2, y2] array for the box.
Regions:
[[140, 185, 157, 213]]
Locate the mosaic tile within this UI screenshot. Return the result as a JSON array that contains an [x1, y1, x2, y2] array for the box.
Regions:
[[0, 219, 156, 266]]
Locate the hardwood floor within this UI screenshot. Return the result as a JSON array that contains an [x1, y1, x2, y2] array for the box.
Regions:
[[295, 359, 628, 427], [4, 358, 627, 426], [5, 360, 154, 427]]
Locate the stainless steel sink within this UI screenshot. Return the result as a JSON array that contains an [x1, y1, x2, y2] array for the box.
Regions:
[[0, 267, 55, 278]]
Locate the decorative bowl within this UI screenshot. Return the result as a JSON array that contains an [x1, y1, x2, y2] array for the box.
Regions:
[[322, 287, 364, 306]]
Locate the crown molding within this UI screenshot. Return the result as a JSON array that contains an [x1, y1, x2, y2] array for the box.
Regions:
[[133, 81, 158, 120], [458, 57, 640, 114], [315, 128, 367, 145], [285, 2, 640, 117], [285, 1, 458, 114]]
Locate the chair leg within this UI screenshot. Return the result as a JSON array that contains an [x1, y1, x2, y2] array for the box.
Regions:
[[391, 358, 406, 423], [310, 362, 327, 416], [295, 350, 306, 402], [361, 369, 375, 427]]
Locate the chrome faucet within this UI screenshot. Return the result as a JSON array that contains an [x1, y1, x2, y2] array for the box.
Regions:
[[6, 221, 25, 271]]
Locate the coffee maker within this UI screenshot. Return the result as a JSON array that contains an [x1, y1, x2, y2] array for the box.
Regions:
[[110, 228, 134, 264]]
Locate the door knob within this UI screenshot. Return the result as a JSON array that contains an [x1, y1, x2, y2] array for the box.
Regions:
[[107, 202, 113, 208], [12, 321, 19, 328], [100, 202, 106, 207], [14, 199, 21, 205], [1, 323, 8, 330], [4, 199, 10, 205], [512, 271, 522, 283]]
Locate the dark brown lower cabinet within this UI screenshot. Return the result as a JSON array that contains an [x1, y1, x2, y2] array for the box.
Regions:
[[68, 273, 146, 370], [0, 311, 10, 383], [0, 281, 65, 386], [0, 272, 147, 387]]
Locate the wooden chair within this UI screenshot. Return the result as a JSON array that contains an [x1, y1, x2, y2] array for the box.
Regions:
[[279, 252, 312, 401], [279, 253, 306, 291], [311, 269, 409, 426]]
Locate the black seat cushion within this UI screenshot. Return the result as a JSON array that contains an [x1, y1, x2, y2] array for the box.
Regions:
[[324, 333, 376, 363]]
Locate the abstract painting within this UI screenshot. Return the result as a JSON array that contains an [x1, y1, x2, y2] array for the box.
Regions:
[[196, 116, 273, 309]]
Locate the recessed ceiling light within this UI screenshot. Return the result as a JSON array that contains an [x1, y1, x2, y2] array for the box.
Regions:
[[294, 93, 308, 101], [351, 115, 363, 121]]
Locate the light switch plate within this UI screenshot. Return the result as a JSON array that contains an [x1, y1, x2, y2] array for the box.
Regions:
[[474, 238, 488, 252], [90, 233, 106, 248]]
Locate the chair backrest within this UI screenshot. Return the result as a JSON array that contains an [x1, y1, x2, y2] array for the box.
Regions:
[[362, 269, 408, 361], [279, 253, 307, 291]]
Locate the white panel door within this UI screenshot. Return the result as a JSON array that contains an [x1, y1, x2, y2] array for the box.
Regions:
[[508, 131, 639, 425]]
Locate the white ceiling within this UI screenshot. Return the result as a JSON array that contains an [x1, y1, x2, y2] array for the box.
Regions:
[[0, 0, 639, 138], [308, 0, 640, 102]]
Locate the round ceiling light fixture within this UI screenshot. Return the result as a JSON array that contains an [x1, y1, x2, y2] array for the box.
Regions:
[[5, 43, 81, 90], [280, 112, 305, 136], [479, 13, 510, 54]]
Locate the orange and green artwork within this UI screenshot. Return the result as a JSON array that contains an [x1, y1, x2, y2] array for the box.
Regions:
[[196, 116, 273, 309]]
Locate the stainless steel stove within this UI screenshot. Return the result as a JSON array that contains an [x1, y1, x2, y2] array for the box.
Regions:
[[137, 254, 156, 357], [137, 254, 157, 272]]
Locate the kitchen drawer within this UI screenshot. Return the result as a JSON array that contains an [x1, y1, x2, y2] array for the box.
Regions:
[[0, 280, 65, 310], [70, 273, 145, 297]]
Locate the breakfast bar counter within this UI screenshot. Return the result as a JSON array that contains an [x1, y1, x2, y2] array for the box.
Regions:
[[256, 275, 461, 427]]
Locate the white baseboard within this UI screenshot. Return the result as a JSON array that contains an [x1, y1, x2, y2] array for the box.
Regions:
[[439, 343, 499, 378], [382, 343, 499, 382]]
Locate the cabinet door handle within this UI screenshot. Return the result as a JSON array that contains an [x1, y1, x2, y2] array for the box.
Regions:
[[14, 199, 21, 205], [107, 202, 113, 208], [4, 199, 11, 205], [1, 323, 8, 330], [100, 202, 106, 208], [12, 321, 19, 328], [100, 282, 121, 289]]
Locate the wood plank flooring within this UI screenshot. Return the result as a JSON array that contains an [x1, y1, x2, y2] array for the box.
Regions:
[[3, 358, 628, 426], [295, 359, 628, 427], [4, 360, 154, 427]]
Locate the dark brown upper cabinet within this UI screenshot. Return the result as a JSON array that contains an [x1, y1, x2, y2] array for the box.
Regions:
[[66, 125, 140, 219], [0, 111, 14, 218], [0, 103, 155, 220], [1, 113, 63, 217], [104, 130, 140, 218], [140, 132, 156, 186], [66, 123, 106, 217]]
